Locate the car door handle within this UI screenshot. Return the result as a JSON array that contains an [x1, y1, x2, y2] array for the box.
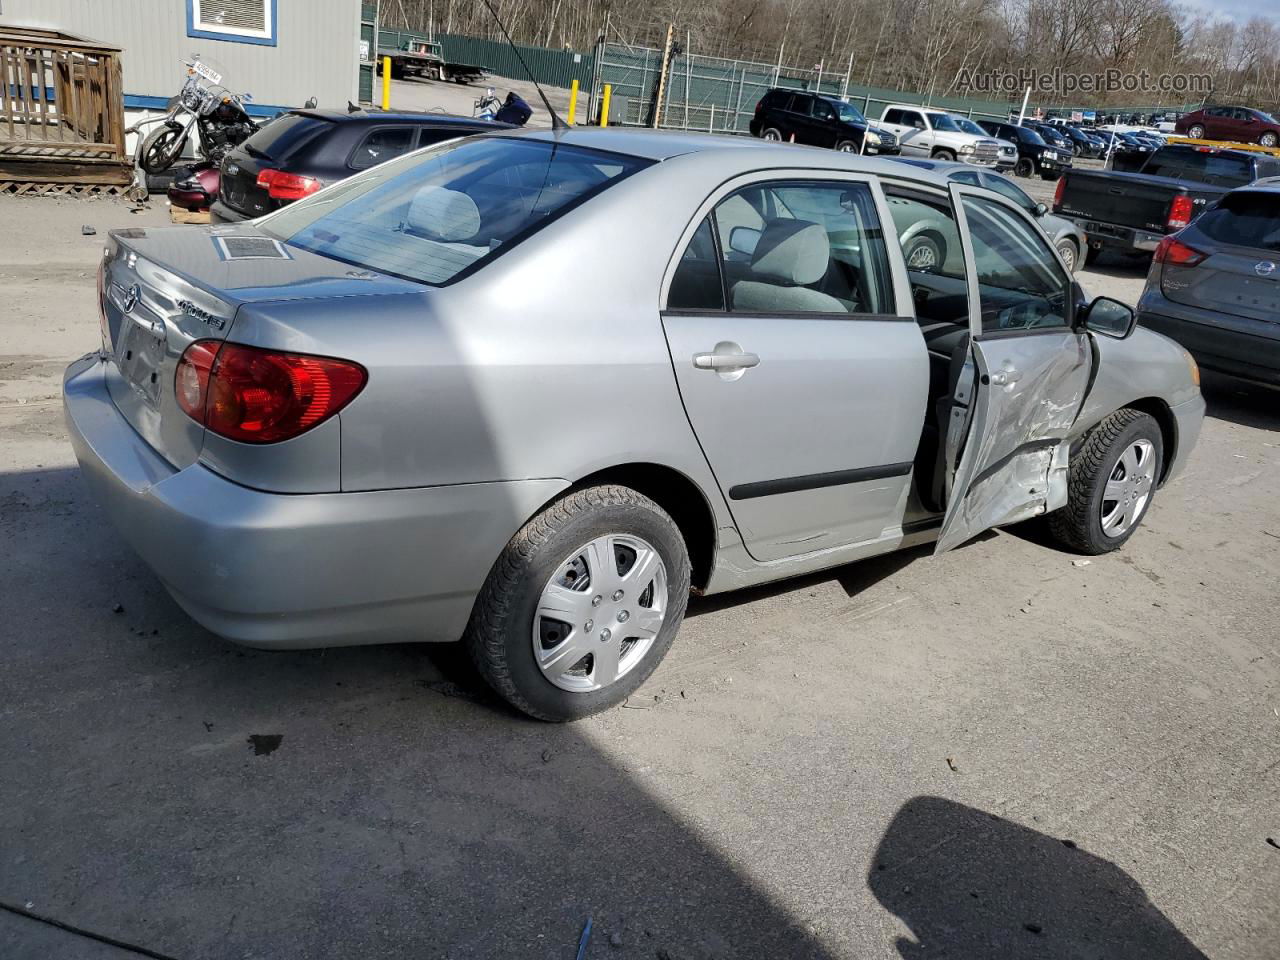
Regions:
[[693, 351, 760, 370], [986, 368, 1021, 386]]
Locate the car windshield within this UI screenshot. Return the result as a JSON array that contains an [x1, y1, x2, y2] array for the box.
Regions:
[[927, 113, 962, 132], [835, 102, 866, 124], [258, 137, 651, 286], [954, 117, 985, 135], [1257, 110, 1280, 124]]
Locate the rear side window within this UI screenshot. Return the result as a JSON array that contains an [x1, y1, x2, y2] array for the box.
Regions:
[[349, 126, 416, 170], [884, 108, 906, 125], [242, 113, 330, 160], [260, 138, 651, 286], [668, 180, 894, 316], [1195, 192, 1280, 251]]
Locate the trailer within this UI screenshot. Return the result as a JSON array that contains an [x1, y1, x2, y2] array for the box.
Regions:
[[377, 38, 487, 85]]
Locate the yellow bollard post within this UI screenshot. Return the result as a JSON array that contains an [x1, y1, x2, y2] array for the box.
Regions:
[[381, 56, 391, 110], [567, 78, 578, 125], [600, 84, 612, 127]]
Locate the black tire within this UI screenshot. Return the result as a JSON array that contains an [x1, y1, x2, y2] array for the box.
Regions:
[[1260, 131, 1278, 148], [1014, 157, 1034, 177], [466, 485, 691, 722], [1047, 409, 1164, 554], [761, 127, 785, 142], [139, 126, 186, 175], [1055, 238, 1079, 273], [904, 232, 945, 271], [933, 148, 956, 162], [1084, 244, 1101, 267], [835, 139, 858, 152], [1188, 124, 1205, 139]]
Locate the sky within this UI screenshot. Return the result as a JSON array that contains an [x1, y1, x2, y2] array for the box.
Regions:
[[1179, 0, 1276, 25]]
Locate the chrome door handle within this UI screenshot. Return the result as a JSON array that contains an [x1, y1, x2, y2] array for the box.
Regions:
[[987, 368, 1021, 386], [693, 352, 760, 370]]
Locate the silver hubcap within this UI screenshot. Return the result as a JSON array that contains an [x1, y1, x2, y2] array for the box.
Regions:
[[532, 534, 668, 693], [1101, 439, 1155, 538], [838, 142, 854, 152], [907, 241, 937, 269], [1059, 244, 1075, 271]]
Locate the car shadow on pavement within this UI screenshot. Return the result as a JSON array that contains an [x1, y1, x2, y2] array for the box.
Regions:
[[869, 796, 1209, 960], [2, 467, 844, 959], [1199, 371, 1280, 432]]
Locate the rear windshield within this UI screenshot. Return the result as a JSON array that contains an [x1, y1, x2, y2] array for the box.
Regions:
[[1142, 148, 1253, 186], [242, 113, 331, 159], [258, 137, 651, 286], [1195, 192, 1280, 251]]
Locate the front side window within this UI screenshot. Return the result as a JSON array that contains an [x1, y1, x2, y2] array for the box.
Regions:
[[928, 113, 961, 132], [188, 0, 275, 45], [978, 172, 1037, 214], [836, 102, 866, 124], [961, 195, 1069, 334], [260, 138, 650, 286], [668, 180, 894, 316], [813, 100, 836, 122]]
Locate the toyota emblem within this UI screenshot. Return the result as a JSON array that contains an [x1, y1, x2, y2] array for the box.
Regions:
[[122, 283, 140, 313], [1256, 261, 1277, 277]]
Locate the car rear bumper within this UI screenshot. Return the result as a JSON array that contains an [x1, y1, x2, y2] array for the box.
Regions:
[[1138, 297, 1280, 386], [63, 355, 568, 649], [209, 199, 250, 224], [1062, 215, 1162, 253]]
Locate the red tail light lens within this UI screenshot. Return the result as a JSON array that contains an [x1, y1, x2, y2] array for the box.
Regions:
[[1153, 235, 1206, 267], [1052, 175, 1066, 210], [256, 168, 323, 201], [1166, 194, 1195, 230], [175, 341, 367, 444]]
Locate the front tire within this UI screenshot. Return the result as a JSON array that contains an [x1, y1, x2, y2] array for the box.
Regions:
[[933, 148, 956, 162], [1056, 238, 1079, 273], [466, 485, 691, 721], [1047, 409, 1163, 554], [1014, 157, 1034, 177], [1260, 131, 1278, 147], [139, 126, 186, 174], [904, 232, 945, 271], [835, 139, 858, 152]]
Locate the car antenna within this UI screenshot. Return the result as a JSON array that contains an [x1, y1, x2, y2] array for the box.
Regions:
[[477, 0, 567, 131]]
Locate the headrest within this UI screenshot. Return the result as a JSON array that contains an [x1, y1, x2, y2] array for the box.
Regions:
[[407, 186, 480, 243], [750, 219, 830, 285]]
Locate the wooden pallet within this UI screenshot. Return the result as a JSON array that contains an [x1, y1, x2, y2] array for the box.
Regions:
[[0, 179, 131, 197]]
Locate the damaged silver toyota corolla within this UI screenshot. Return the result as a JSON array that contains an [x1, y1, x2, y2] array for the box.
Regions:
[[64, 128, 1204, 720]]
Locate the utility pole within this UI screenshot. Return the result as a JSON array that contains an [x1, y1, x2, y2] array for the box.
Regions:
[[653, 22, 674, 128]]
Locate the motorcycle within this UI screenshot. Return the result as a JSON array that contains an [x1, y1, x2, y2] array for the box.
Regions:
[[472, 88, 532, 126], [134, 58, 258, 175], [473, 87, 501, 121]]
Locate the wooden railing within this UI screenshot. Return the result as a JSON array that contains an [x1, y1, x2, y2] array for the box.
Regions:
[[0, 26, 129, 185]]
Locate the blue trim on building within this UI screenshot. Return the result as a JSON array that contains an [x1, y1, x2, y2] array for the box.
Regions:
[[124, 93, 292, 118], [186, 0, 278, 47]]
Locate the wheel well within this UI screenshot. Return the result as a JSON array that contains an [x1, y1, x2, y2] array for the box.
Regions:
[[931, 147, 956, 158], [571, 464, 718, 591], [1126, 397, 1177, 483]]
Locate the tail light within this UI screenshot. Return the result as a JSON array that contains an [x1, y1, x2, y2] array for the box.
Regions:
[[1166, 194, 1195, 230], [1052, 175, 1066, 209], [754, 99, 764, 115], [176, 341, 367, 444], [1153, 235, 1206, 267], [256, 168, 323, 201]]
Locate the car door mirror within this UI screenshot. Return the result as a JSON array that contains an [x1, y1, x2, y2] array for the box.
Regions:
[[1034, 202, 1048, 217], [729, 226, 761, 257], [1082, 296, 1136, 339]]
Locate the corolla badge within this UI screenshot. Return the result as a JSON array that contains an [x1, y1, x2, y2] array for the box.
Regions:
[[121, 283, 140, 313], [178, 299, 227, 330], [1256, 261, 1276, 277]]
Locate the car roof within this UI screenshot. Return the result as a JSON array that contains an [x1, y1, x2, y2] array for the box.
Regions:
[[290, 109, 506, 127]]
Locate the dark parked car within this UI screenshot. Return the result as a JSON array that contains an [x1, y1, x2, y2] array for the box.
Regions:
[[749, 89, 900, 155], [1175, 106, 1280, 147], [212, 109, 507, 222], [1053, 144, 1280, 263], [977, 120, 1072, 179], [1027, 121, 1075, 157], [1060, 125, 1104, 158], [1137, 184, 1280, 385]]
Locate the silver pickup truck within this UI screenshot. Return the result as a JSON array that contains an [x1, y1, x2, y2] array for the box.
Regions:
[[878, 104, 1001, 166]]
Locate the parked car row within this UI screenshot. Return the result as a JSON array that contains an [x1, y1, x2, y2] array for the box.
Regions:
[[69, 127, 1206, 720]]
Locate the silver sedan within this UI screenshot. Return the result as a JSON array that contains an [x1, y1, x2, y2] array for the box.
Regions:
[[64, 128, 1204, 720]]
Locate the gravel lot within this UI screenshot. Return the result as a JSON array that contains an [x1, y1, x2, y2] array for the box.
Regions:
[[1, 185, 1277, 960]]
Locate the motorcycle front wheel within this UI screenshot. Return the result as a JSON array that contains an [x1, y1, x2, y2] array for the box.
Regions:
[[139, 126, 187, 174]]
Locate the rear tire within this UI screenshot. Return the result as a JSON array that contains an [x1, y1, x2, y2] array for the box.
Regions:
[[761, 127, 785, 142], [1047, 409, 1164, 555], [904, 232, 945, 271], [466, 485, 691, 722], [1188, 124, 1205, 139], [1014, 157, 1034, 177]]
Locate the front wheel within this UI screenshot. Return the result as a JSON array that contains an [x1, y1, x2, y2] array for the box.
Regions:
[[139, 126, 186, 174], [761, 127, 784, 142], [904, 233, 944, 271], [1047, 409, 1164, 554], [835, 139, 858, 152], [932, 148, 956, 162], [1014, 157, 1034, 177], [1056, 239, 1079, 273], [466, 485, 691, 721], [1260, 131, 1278, 147]]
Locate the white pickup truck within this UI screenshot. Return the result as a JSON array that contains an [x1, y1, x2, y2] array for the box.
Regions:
[[877, 104, 1001, 166]]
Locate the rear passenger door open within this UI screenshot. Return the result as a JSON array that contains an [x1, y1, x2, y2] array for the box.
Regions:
[[934, 182, 1093, 553]]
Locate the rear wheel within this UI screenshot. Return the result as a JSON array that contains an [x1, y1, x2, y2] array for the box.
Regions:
[[904, 232, 945, 271], [1261, 131, 1278, 147], [1014, 157, 1034, 177], [1188, 124, 1205, 139], [466, 485, 691, 721], [761, 127, 784, 142], [1047, 409, 1163, 554]]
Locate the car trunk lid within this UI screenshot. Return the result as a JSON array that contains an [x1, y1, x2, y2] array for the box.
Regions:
[[220, 112, 333, 217], [99, 223, 421, 469]]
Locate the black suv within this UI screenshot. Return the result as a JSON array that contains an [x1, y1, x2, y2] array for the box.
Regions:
[[977, 120, 1072, 180], [749, 89, 900, 155], [212, 109, 507, 222]]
